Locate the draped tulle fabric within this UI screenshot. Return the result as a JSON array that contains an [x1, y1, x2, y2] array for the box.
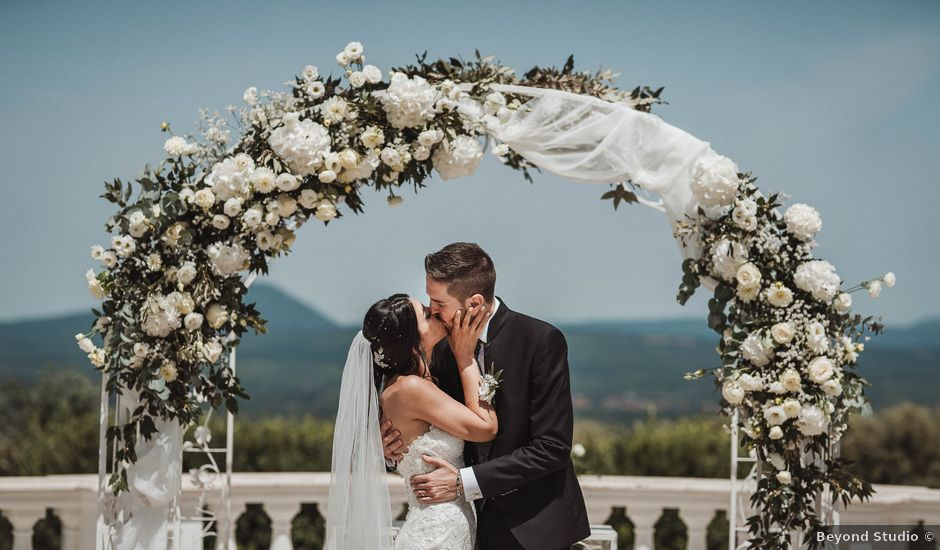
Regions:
[[488, 84, 717, 278], [325, 331, 394, 550]]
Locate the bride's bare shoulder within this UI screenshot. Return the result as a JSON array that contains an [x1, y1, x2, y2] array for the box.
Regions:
[[383, 374, 436, 403]]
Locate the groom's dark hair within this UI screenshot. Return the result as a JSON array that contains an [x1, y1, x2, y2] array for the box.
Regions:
[[424, 242, 496, 302]]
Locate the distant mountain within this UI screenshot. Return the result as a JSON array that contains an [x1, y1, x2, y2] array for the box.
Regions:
[[1, 284, 937, 422]]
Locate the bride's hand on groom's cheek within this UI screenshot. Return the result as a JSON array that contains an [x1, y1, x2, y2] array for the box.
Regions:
[[381, 417, 404, 461], [410, 455, 459, 504]]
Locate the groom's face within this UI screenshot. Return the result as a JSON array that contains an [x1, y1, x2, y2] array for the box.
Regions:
[[426, 275, 478, 331]]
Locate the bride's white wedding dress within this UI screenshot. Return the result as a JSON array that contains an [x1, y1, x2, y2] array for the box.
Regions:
[[394, 425, 476, 549]]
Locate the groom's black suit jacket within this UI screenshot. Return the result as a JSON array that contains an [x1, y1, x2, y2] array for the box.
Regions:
[[433, 299, 591, 549]]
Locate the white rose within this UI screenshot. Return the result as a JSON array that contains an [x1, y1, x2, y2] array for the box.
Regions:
[[784, 203, 822, 241], [319, 170, 337, 183], [735, 198, 758, 217], [741, 332, 774, 367], [184, 312, 204, 331], [256, 231, 274, 251], [90, 244, 105, 261], [101, 251, 117, 268], [883, 272, 896, 288], [128, 223, 148, 238], [338, 149, 359, 170], [776, 470, 792, 484], [243, 86, 258, 105], [128, 211, 147, 226], [223, 198, 243, 217], [722, 379, 745, 404], [782, 399, 802, 418], [780, 369, 802, 392], [211, 214, 230, 230], [242, 207, 263, 229], [363, 64, 382, 84], [298, 189, 321, 210], [205, 303, 229, 329], [763, 405, 787, 426], [691, 152, 740, 207], [85, 270, 105, 299], [736, 283, 760, 303], [764, 283, 794, 308], [274, 194, 298, 218], [193, 188, 216, 209], [273, 173, 298, 192], [768, 426, 784, 440], [807, 356, 834, 383], [264, 210, 280, 227], [417, 129, 444, 147], [822, 378, 842, 396], [179, 188, 195, 204], [177, 262, 197, 285], [336, 51, 350, 66], [380, 147, 403, 169], [797, 405, 829, 436], [348, 71, 366, 88], [315, 201, 338, 222], [163, 136, 189, 157], [867, 280, 882, 298], [302, 65, 319, 80], [306, 81, 325, 99], [833, 293, 853, 314], [735, 263, 762, 289], [203, 340, 224, 363], [771, 322, 795, 345]]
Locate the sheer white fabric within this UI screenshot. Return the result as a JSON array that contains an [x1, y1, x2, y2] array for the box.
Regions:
[[110, 392, 183, 550], [489, 84, 717, 280], [325, 331, 394, 550]]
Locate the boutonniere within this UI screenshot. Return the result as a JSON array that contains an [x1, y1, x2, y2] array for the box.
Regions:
[[478, 363, 503, 405]]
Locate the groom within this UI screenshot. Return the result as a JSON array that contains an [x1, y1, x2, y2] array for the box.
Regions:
[[383, 242, 591, 550]]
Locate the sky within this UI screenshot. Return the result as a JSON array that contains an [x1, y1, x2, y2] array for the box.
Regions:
[[0, 0, 938, 327]]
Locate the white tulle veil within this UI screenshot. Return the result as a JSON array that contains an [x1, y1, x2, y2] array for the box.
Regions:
[[325, 330, 394, 549]]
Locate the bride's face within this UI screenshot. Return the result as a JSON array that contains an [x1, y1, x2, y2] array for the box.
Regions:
[[410, 297, 447, 350]]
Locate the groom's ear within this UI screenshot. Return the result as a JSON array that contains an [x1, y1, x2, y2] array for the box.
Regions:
[[467, 294, 485, 309]]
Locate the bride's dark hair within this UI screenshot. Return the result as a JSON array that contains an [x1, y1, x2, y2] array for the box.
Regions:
[[362, 294, 426, 392]]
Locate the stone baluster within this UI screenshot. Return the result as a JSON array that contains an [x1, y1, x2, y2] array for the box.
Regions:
[[585, 503, 614, 525], [6, 507, 42, 550], [680, 508, 714, 550], [628, 505, 661, 550], [266, 501, 299, 550]]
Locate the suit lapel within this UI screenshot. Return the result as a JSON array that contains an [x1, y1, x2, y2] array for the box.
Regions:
[[475, 298, 511, 462]]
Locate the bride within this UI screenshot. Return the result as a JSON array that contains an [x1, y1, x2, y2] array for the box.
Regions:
[[325, 293, 497, 549]]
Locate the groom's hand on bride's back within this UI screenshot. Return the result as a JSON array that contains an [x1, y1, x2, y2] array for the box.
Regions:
[[410, 455, 459, 504], [381, 417, 405, 462]]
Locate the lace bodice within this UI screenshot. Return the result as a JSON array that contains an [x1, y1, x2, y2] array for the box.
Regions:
[[394, 425, 476, 549]]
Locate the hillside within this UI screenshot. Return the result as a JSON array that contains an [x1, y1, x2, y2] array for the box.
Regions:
[[1, 283, 937, 423]]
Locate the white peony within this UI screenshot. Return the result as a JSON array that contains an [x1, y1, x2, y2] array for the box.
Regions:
[[822, 378, 842, 396], [363, 64, 382, 84], [781, 368, 802, 392], [833, 292, 853, 314], [140, 294, 181, 338], [206, 241, 250, 276], [883, 272, 896, 288], [205, 303, 229, 329], [735, 263, 762, 289], [763, 405, 787, 426], [806, 322, 829, 353], [771, 322, 795, 344], [722, 379, 745, 405], [690, 152, 741, 207], [797, 405, 829, 436], [382, 72, 439, 129], [432, 136, 483, 181], [315, 201, 338, 222], [184, 312, 204, 331], [741, 332, 775, 367], [807, 356, 834, 383], [764, 283, 794, 308], [794, 260, 841, 303], [784, 203, 822, 241], [867, 280, 882, 298], [268, 113, 333, 176], [710, 238, 748, 282]]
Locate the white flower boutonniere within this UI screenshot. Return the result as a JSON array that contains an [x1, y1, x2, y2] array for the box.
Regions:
[[479, 363, 503, 405]]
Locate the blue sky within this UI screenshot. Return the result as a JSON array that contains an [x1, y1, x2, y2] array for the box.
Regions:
[[1, 1, 938, 326]]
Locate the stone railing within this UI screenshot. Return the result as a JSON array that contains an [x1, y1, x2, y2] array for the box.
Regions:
[[1, 473, 939, 549]]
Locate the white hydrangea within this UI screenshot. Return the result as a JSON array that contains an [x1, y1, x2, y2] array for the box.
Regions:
[[382, 72, 439, 129], [205, 156, 254, 202], [268, 112, 333, 176], [741, 332, 775, 367], [691, 152, 740, 207], [794, 260, 841, 303], [710, 238, 748, 282], [164, 136, 193, 157], [140, 294, 181, 338], [206, 241, 251, 277], [784, 203, 822, 241], [432, 136, 483, 181], [797, 405, 829, 436]]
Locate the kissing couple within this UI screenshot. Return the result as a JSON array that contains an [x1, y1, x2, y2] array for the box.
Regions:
[[325, 242, 590, 549]]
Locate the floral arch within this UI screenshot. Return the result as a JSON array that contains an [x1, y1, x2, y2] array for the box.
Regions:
[[79, 42, 894, 549]]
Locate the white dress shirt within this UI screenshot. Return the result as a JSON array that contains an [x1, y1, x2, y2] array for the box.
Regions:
[[458, 298, 500, 502]]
